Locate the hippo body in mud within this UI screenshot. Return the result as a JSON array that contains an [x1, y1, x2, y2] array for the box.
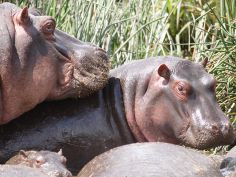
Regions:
[[0, 150, 71, 177], [0, 57, 234, 174], [77, 142, 223, 177], [0, 3, 109, 124]]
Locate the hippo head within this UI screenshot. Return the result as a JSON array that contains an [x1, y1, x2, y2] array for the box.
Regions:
[[133, 58, 235, 149], [7, 149, 72, 177], [0, 3, 109, 124]]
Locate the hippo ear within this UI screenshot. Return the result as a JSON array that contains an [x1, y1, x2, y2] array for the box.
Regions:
[[19, 150, 28, 159], [157, 64, 170, 80], [201, 57, 208, 68], [58, 149, 63, 156], [16, 7, 30, 25]]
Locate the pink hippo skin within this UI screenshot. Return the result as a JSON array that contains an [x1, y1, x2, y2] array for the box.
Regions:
[[0, 3, 109, 124]]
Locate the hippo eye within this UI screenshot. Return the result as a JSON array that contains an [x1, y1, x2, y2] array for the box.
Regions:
[[177, 85, 184, 92], [176, 83, 187, 95], [174, 82, 191, 101], [42, 19, 56, 35], [35, 156, 46, 165]]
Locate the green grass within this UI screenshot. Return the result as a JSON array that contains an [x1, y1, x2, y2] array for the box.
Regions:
[[1, 0, 235, 122]]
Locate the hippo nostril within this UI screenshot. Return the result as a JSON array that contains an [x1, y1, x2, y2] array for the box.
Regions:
[[221, 123, 233, 134], [211, 124, 219, 131]]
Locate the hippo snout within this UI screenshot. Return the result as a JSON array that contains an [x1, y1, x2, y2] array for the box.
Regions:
[[73, 44, 109, 62], [221, 123, 235, 142], [184, 121, 235, 149], [81, 42, 109, 61], [207, 122, 233, 136], [95, 47, 109, 61], [220, 122, 234, 136], [69, 44, 110, 97]]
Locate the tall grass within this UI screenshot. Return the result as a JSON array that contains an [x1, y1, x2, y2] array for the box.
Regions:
[[12, 0, 172, 66], [1, 0, 235, 121]]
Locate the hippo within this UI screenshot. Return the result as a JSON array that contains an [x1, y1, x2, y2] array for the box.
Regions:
[[77, 142, 223, 177], [0, 3, 109, 124], [0, 149, 72, 177], [0, 57, 234, 174]]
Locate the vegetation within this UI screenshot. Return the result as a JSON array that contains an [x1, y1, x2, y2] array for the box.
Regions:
[[1, 0, 236, 123]]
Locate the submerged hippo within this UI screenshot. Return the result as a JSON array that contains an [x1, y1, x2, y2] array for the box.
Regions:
[[1, 150, 72, 177], [0, 3, 109, 124], [77, 142, 223, 177], [0, 57, 234, 174]]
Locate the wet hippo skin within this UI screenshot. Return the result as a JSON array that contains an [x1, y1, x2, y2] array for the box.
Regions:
[[0, 78, 135, 174], [0, 57, 234, 174]]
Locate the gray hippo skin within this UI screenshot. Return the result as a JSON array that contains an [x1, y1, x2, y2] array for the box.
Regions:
[[77, 142, 223, 177], [220, 146, 236, 177], [0, 150, 72, 177], [0, 57, 234, 174], [0, 3, 109, 124]]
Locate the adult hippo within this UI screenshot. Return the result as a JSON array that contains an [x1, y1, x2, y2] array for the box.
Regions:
[[77, 142, 223, 177], [0, 3, 109, 124], [0, 57, 234, 174]]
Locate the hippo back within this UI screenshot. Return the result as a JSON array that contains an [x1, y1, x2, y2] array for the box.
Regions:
[[78, 142, 223, 177]]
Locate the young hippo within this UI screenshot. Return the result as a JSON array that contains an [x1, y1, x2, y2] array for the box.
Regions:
[[110, 57, 234, 148], [0, 3, 109, 124], [4, 149, 72, 177]]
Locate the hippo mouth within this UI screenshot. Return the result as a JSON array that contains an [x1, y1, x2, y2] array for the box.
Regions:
[[54, 39, 110, 98], [72, 49, 110, 98], [178, 122, 235, 150]]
